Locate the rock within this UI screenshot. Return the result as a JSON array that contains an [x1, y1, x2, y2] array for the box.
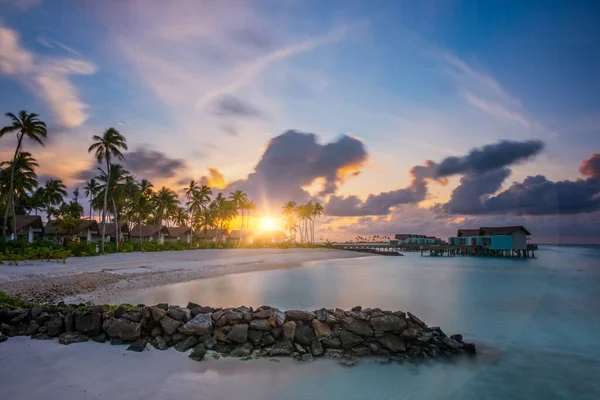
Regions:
[[315, 308, 328, 322], [189, 344, 207, 361], [271, 327, 283, 340], [230, 342, 253, 357], [400, 327, 419, 339], [187, 302, 200, 310], [150, 307, 167, 322], [156, 303, 169, 311], [75, 312, 103, 336], [179, 313, 213, 336], [172, 332, 187, 343], [31, 333, 52, 340], [0, 334, 7, 343], [441, 337, 462, 350], [152, 336, 168, 350], [106, 318, 141, 341], [213, 330, 227, 342], [301, 353, 314, 362], [347, 311, 370, 321], [282, 321, 296, 341], [294, 325, 316, 345], [464, 343, 476, 355], [223, 311, 245, 324], [312, 319, 331, 338], [311, 340, 324, 356], [166, 308, 186, 321], [339, 330, 363, 349], [191, 306, 214, 316], [25, 322, 39, 336], [322, 336, 341, 348], [127, 339, 147, 352], [253, 308, 272, 319], [30, 306, 44, 318], [339, 356, 358, 367], [370, 315, 407, 332], [268, 340, 294, 356], [91, 332, 106, 343], [271, 308, 286, 327], [261, 334, 275, 346], [204, 336, 217, 349], [351, 345, 372, 357], [175, 336, 198, 352], [46, 317, 64, 337], [450, 334, 463, 342], [226, 324, 248, 344], [247, 330, 263, 345], [150, 325, 163, 338], [35, 312, 52, 325], [392, 311, 406, 319], [122, 311, 142, 322], [324, 349, 344, 358], [110, 338, 124, 345], [214, 343, 234, 354], [159, 316, 181, 336], [286, 310, 316, 321], [340, 317, 373, 337], [407, 312, 427, 328], [214, 315, 228, 327], [249, 318, 271, 331], [415, 331, 433, 344], [294, 343, 307, 354], [351, 306, 362, 312], [9, 311, 29, 325], [58, 332, 89, 345], [377, 334, 406, 353], [211, 311, 224, 322]]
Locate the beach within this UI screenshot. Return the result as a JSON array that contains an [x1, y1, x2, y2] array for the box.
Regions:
[[0, 248, 367, 304]]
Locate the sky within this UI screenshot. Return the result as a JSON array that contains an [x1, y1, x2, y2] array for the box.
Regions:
[[0, 0, 599, 243]]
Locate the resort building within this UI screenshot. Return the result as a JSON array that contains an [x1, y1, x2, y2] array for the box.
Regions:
[[95, 223, 130, 243], [129, 224, 169, 243], [229, 230, 254, 244], [5, 215, 44, 242], [195, 229, 229, 243], [255, 230, 287, 244], [165, 226, 193, 243], [394, 234, 443, 245], [45, 220, 100, 243], [448, 226, 531, 250]]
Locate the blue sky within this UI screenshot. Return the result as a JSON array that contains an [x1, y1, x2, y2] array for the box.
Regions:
[[0, 0, 599, 242]]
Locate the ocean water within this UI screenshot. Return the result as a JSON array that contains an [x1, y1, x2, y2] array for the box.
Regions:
[[119, 245, 600, 400]]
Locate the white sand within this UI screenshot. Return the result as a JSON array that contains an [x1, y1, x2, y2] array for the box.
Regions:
[[0, 248, 367, 303]]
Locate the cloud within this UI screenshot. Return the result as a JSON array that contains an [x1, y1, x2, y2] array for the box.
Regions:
[[211, 95, 264, 118], [123, 147, 187, 179], [462, 91, 533, 128], [200, 168, 226, 189], [440, 168, 512, 214], [580, 153, 600, 178], [225, 130, 367, 208], [222, 125, 239, 136], [0, 23, 96, 127], [435, 140, 544, 177]]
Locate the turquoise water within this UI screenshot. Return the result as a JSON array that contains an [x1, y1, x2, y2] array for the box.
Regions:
[[121, 246, 600, 399]]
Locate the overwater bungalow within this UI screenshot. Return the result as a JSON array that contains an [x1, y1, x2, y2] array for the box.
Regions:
[[393, 233, 443, 245], [448, 226, 531, 250], [4, 215, 44, 242]]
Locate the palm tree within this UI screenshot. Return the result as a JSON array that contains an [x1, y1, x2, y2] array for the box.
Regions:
[[153, 187, 178, 242], [72, 187, 80, 204], [189, 184, 212, 231], [244, 200, 257, 231], [173, 206, 188, 227], [83, 178, 99, 220], [311, 201, 324, 244], [0, 152, 39, 227], [139, 178, 154, 197], [281, 201, 297, 243], [55, 200, 84, 244], [29, 187, 45, 216], [130, 187, 153, 251], [88, 128, 128, 254], [229, 189, 248, 246], [96, 164, 129, 251], [184, 180, 199, 230], [0, 111, 47, 238], [40, 179, 67, 240]]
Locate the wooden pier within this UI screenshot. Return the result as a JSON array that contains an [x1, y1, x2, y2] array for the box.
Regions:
[[335, 243, 537, 258]]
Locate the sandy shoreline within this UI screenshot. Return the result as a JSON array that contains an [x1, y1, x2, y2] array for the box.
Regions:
[[0, 248, 368, 304]]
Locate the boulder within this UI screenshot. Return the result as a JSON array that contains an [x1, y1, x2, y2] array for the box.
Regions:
[[294, 325, 316, 345], [58, 332, 89, 345], [253, 308, 272, 319], [35, 312, 52, 325], [286, 310, 316, 321], [159, 316, 181, 336], [152, 336, 168, 350], [271, 308, 286, 327], [339, 356, 358, 367], [179, 313, 213, 336], [30, 306, 44, 318], [204, 336, 217, 349], [351, 345, 372, 357], [339, 330, 363, 349], [269, 340, 294, 356], [175, 336, 198, 352], [415, 331, 433, 344], [311, 340, 324, 356], [9, 310, 29, 325], [150, 307, 167, 322], [191, 306, 214, 316], [105, 318, 141, 341], [226, 324, 248, 344], [189, 344, 207, 361], [167, 308, 187, 321], [151, 325, 163, 338], [91, 332, 106, 343], [214, 343, 234, 355], [312, 319, 331, 338], [370, 315, 407, 332], [230, 342, 253, 357], [75, 312, 103, 336], [315, 308, 328, 322], [213, 330, 227, 342], [156, 303, 169, 311], [282, 321, 296, 341], [261, 334, 275, 346], [122, 311, 142, 323], [400, 327, 419, 339], [127, 339, 147, 352], [294, 343, 307, 354], [25, 322, 39, 336], [211, 311, 224, 322], [249, 318, 271, 331], [46, 316, 64, 337], [441, 337, 462, 350], [223, 311, 245, 324], [247, 330, 263, 345], [377, 334, 406, 353], [271, 327, 283, 340], [324, 349, 344, 358], [301, 353, 314, 362], [407, 312, 427, 328], [339, 317, 373, 337], [172, 332, 187, 343], [322, 336, 341, 348], [450, 334, 463, 343]]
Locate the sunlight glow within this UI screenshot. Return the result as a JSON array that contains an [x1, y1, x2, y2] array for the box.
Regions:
[[260, 216, 277, 232]]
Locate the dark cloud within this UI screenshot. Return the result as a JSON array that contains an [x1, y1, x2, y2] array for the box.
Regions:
[[436, 140, 544, 177], [73, 168, 99, 182], [211, 95, 264, 118], [123, 147, 186, 179], [580, 153, 600, 178], [441, 168, 512, 214], [222, 125, 239, 136], [225, 130, 367, 208]]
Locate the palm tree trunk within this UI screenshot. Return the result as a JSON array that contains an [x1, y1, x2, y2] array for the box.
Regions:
[[139, 216, 143, 252], [112, 197, 119, 252], [3, 133, 24, 239], [89, 197, 92, 220], [101, 161, 109, 254]]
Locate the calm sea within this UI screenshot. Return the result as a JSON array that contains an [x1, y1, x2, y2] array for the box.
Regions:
[[120, 245, 600, 400]]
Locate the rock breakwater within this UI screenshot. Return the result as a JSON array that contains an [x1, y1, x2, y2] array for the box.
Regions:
[[0, 302, 475, 366]]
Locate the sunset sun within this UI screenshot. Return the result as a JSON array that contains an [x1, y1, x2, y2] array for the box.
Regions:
[[260, 216, 277, 232]]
